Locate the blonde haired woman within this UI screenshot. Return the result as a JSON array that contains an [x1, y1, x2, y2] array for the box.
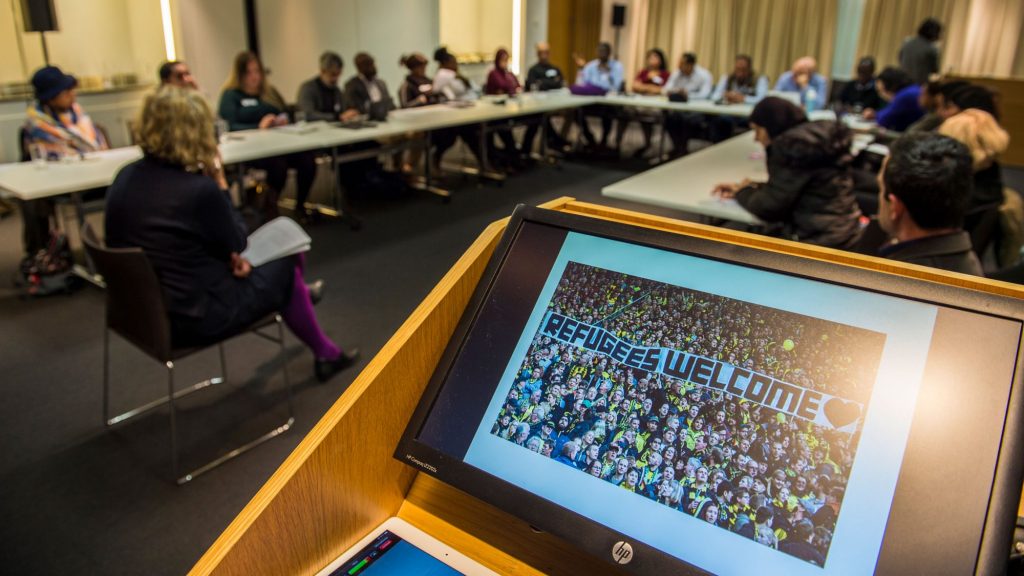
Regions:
[[938, 108, 1010, 211], [106, 87, 358, 382], [218, 51, 317, 222]]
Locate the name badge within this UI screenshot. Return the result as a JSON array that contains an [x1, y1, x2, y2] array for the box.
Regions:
[[241, 98, 259, 107], [418, 84, 432, 93], [546, 69, 557, 78], [652, 76, 664, 85]]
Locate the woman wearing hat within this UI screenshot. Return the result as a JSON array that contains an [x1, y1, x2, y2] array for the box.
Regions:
[[712, 97, 863, 249], [21, 66, 110, 257]]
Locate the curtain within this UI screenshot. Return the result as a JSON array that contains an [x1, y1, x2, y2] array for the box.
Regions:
[[635, 0, 838, 85], [855, 0, 970, 75], [959, 0, 1024, 76]]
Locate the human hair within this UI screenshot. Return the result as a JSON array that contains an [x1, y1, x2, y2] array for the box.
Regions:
[[433, 46, 455, 65], [319, 51, 343, 71], [683, 52, 697, 65], [948, 85, 1000, 120], [884, 133, 973, 229], [937, 108, 1009, 171], [400, 52, 428, 71], [755, 505, 774, 524], [134, 87, 218, 171], [877, 67, 912, 94], [158, 61, 180, 82], [646, 48, 667, 71], [918, 17, 943, 42], [792, 519, 815, 542], [494, 47, 510, 67], [735, 54, 752, 67], [938, 80, 971, 100], [222, 51, 285, 109]]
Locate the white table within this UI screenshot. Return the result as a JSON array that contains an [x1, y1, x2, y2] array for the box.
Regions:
[[602, 133, 768, 225]]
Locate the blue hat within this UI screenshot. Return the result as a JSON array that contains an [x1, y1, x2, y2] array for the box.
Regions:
[[32, 66, 77, 102]]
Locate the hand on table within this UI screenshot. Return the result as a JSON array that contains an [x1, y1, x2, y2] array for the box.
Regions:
[[861, 108, 876, 120], [712, 179, 753, 199], [230, 252, 252, 278], [724, 91, 745, 104], [340, 108, 360, 122], [258, 114, 277, 129]]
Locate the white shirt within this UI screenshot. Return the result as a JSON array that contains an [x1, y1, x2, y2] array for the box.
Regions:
[[663, 65, 713, 100], [433, 68, 479, 102], [360, 74, 382, 103]]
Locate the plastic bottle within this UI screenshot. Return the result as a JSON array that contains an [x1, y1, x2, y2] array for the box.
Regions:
[[805, 87, 818, 113]]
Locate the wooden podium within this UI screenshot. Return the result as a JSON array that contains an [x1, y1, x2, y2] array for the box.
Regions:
[[190, 199, 1024, 576]]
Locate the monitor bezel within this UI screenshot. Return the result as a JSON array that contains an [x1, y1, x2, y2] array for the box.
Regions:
[[395, 204, 1024, 575]]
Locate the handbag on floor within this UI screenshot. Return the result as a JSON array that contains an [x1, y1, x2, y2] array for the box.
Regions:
[[16, 230, 77, 297]]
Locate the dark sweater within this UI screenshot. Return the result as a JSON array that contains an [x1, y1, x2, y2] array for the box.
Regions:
[[879, 231, 983, 276], [296, 76, 344, 121], [735, 121, 863, 248], [217, 88, 281, 131], [525, 62, 565, 91], [105, 157, 247, 318]]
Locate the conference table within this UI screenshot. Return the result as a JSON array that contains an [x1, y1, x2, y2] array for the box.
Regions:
[[0, 90, 779, 205], [601, 126, 881, 225]]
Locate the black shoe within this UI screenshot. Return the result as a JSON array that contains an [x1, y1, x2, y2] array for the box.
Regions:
[[307, 279, 324, 306], [315, 348, 360, 383]]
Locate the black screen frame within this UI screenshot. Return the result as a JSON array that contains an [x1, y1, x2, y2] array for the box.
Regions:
[[395, 205, 1024, 575]]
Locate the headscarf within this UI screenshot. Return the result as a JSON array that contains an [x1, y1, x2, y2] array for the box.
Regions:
[[749, 97, 808, 139]]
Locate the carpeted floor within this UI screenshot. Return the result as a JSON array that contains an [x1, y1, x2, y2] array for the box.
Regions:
[[1, 137, 1021, 574]]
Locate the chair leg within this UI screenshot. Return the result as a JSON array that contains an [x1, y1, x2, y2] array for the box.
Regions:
[[218, 342, 229, 385], [167, 361, 180, 483], [102, 327, 111, 427], [277, 315, 295, 422]]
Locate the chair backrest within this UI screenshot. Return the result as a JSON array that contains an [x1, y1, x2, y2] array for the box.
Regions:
[[964, 202, 1002, 259], [81, 222, 174, 362]]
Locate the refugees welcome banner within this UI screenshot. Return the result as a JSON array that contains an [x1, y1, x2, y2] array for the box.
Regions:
[[540, 311, 863, 432]]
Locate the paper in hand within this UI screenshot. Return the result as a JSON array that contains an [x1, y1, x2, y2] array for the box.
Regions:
[[240, 216, 311, 267]]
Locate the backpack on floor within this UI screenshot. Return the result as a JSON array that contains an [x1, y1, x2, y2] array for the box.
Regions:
[[17, 230, 77, 297]]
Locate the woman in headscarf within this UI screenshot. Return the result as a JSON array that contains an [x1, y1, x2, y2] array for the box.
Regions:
[[712, 97, 863, 248]]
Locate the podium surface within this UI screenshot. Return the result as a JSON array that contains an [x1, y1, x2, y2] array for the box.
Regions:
[[190, 198, 1024, 576]]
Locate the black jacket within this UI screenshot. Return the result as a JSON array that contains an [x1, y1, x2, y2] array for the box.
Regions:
[[879, 231, 984, 276], [735, 121, 863, 248], [343, 75, 396, 115], [104, 157, 248, 318]]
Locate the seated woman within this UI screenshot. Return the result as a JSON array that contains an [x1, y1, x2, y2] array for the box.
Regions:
[[484, 48, 526, 169], [430, 47, 483, 169], [218, 51, 317, 223], [105, 87, 358, 382], [938, 108, 1010, 212], [712, 97, 863, 249], [620, 48, 669, 157], [22, 65, 110, 258]]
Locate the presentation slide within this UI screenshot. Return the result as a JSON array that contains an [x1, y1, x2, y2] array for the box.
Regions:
[[463, 232, 937, 575]]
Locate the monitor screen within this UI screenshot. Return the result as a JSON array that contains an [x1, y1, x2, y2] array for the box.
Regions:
[[397, 207, 1024, 575]]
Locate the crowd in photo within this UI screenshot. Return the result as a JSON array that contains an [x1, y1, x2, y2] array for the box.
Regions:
[[492, 262, 887, 566]]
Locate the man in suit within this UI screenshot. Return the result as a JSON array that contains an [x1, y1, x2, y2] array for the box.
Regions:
[[343, 52, 396, 120]]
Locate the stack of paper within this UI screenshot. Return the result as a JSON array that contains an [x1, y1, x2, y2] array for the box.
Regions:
[[240, 217, 311, 267]]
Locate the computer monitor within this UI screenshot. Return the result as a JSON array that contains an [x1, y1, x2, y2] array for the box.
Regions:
[[396, 205, 1024, 575]]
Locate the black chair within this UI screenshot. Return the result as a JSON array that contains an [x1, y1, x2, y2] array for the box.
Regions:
[[964, 202, 1002, 261], [81, 222, 294, 484]]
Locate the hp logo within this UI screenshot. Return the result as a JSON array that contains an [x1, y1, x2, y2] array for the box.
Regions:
[[611, 541, 634, 565]]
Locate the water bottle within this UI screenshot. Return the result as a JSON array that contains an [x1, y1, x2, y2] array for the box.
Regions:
[[804, 87, 818, 113]]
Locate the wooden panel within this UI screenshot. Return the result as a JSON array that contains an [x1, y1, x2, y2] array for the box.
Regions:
[[400, 475, 629, 576], [948, 75, 1024, 167], [193, 197, 1024, 576], [548, 0, 603, 83]]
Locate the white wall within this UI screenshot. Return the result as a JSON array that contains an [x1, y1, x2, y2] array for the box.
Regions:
[[832, 0, 866, 80], [174, 0, 247, 102], [0, 0, 165, 86], [258, 0, 439, 107], [523, 0, 549, 70]]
